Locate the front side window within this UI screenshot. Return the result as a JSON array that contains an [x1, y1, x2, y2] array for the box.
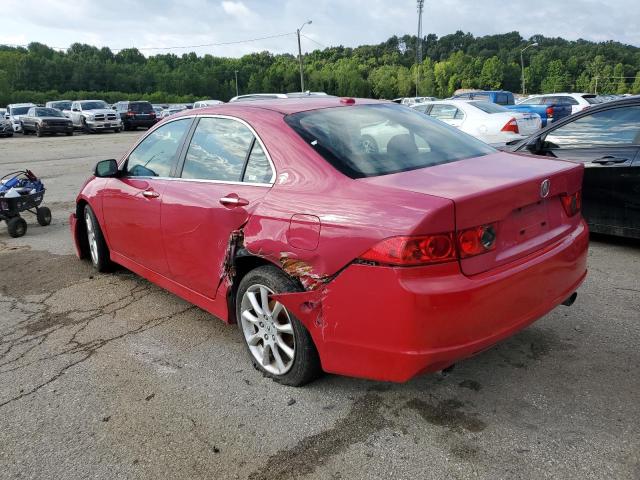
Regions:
[[126, 118, 192, 177], [285, 103, 494, 178], [545, 106, 640, 149], [181, 117, 254, 182]]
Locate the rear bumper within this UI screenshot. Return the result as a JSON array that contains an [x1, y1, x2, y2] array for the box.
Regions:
[[278, 220, 589, 382], [124, 118, 157, 127]]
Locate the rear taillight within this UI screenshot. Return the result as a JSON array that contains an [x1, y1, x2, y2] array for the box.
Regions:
[[150, 112, 156, 117], [359, 223, 498, 266], [501, 118, 519, 134], [546, 106, 554, 118], [359, 233, 456, 266], [126, 111, 135, 117], [458, 223, 497, 258], [561, 191, 581, 217]]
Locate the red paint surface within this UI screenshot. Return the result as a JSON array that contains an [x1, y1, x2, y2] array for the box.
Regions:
[[72, 98, 589, 382]]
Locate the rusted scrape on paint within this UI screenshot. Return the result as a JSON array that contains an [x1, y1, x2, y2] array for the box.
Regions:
[[279, 252, 331, 290]]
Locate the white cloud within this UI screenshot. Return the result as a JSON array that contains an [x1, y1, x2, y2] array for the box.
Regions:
[[222, 1, 251, 17]]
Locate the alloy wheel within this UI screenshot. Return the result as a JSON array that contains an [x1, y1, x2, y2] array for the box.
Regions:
[[240, 284, 295, 375], [85, 210, 99, 265]]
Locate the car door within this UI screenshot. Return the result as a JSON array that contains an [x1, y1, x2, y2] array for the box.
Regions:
[[101, 117, 194, 274], [22, 108, 34, 131], [534, 104, 640, 235], [161, 115, 275, 299]]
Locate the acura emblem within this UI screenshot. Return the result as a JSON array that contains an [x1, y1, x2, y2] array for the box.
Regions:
[[540, 179, 551, 198]]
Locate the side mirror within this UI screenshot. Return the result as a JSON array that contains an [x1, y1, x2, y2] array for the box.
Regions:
[[72, 108, 79, 112], [94, 159, 119, 178]]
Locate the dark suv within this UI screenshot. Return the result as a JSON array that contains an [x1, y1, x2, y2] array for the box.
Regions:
[[114, 101, 158, 130]]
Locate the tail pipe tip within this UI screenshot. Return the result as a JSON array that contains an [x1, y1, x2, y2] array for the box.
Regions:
[[562, 292, 578, 307]]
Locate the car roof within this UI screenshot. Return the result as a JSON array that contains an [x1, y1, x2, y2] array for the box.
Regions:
[[185, 97, 384, 115]]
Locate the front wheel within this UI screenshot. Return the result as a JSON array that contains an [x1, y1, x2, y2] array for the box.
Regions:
[[82, 118, 91, 134], [236, 265, 321, 386], [35, 125, 43, 137], [7, 217, 27, 238], [84, 205, 111, 272], [113, 128, 121, 133]]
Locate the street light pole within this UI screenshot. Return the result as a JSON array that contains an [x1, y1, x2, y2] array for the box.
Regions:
[[520, 42, 539, 95], [234, 70, 239, 97], [297, 20, 312, 92]]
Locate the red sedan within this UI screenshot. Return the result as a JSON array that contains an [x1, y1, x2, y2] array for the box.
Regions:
[[70, 97, 588, 386]]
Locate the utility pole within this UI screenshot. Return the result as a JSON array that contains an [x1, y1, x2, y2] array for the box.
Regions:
[[297, 20, 312, 92], [234, 70, 239, 97], [520, 42, 538, 95], [416, 0, 424, 97]]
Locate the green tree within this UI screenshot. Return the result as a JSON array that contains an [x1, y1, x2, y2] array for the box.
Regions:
[[632, 72, 640, 94], [480, 56, 504, 89]]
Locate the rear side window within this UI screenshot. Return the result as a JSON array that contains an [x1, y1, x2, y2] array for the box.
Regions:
[[284, 104, 494, 178], [243, 142, 274, 183], [545, 106, 640, 148], [429, 104, 464, 120], [126, 118, 192, 177], [495, 93, 511, 105]]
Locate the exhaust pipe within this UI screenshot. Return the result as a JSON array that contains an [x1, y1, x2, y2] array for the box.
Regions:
[[562, 292, 578, 307]]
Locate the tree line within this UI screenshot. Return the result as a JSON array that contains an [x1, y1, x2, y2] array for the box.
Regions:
[[1, 30, 640, 105]]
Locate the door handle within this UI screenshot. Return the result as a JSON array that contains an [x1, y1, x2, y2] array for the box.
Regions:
[[142, 189, 160, 198], [220, 195, 249, 207], [592, 156, 628, 164]]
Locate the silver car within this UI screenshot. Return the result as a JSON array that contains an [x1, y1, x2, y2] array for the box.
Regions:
[[68, 100, 122, 133]]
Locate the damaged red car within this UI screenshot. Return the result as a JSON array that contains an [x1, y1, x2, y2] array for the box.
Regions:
[[70, 97, 588, 386]]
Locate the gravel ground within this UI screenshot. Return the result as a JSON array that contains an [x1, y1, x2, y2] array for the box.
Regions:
[[0, 132, 638, 480]]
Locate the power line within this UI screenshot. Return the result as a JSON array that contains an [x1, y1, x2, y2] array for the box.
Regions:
[[301, 34, 327, 50], [1, 31, 297, 53]]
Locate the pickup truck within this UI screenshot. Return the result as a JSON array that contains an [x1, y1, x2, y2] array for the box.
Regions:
[[452, 91, 572, 127]]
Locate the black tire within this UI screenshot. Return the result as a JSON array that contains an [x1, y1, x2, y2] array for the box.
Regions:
[[36, 125, 43, 137], [22, 125, 28, 135], [123, 124, 130, 131], [83, 204, 111, 272], [82, 118, 91, 134], [66, 131, 73, 136], [113, 128, 121, 133], [36, 206, 52, 226], [7, 217, 27, 238], [236, 265, 321, 386]]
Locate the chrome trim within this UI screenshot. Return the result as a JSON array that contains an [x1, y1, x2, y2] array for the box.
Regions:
[[117, 114, 276, 185], [121, 175, 272, 188]]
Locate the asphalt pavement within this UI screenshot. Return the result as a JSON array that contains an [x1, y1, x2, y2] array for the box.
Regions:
[[0, 132, 638, 479]]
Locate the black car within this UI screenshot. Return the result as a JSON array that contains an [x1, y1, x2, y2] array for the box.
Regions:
[[508, 96, 640, 239], [21, 107, 74, 137], [114, 101, 158, 130]]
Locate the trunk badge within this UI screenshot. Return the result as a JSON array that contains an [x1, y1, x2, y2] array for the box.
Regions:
[[540, 179, 551, 198]]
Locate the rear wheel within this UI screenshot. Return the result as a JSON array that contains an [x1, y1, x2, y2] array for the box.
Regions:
[[66, 131, 73, 136], [7, 217, 27, 238], [236, 265, 321, 386], [22, 125, 28, 135], [84, 205, 111, 272], [36, 206, 52, 226]]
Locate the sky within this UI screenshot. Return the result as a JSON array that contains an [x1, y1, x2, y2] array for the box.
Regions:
[[2, 0, 639, 57]]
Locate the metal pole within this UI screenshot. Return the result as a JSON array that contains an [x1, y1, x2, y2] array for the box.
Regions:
[[234, 70, 239, 97], [297, 29, 304, 92], [416, 0, 424, 97], [521, 50, 525, 94]]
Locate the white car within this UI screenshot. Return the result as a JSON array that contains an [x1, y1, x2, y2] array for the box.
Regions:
[[68, 100, 122, 133], [193, 99, 224, 108], [5, 103, 36, 132], [516, 93, 600, 115], [412, 100, 542, 145]]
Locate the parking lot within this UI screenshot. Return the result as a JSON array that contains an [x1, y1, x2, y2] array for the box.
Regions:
[[0, 132, 639, 479]]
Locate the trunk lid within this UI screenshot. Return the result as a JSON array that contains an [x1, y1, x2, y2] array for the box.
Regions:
[[360, 151, 584, 276], [511, 112, 541, 136]]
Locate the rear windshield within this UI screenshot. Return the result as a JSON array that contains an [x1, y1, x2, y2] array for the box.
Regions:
[[469, 101, 509, 114], [284, 103, 495, 178], [131, 102, 153, 113], [583, 95, 601, 104], [35, 108, 64, 117]]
